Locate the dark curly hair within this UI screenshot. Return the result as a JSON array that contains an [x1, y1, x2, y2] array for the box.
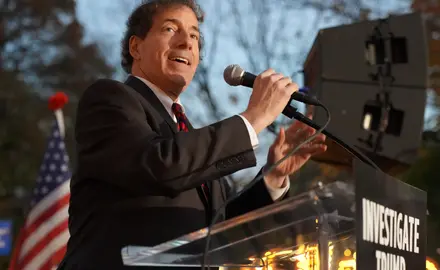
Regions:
[[121, 0, 205, 74]]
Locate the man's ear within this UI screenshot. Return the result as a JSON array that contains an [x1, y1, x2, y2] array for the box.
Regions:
[[129, 36, 141, 60]]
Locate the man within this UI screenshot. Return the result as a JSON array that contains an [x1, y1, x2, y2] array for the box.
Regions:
[[60, 0, 326, 269]]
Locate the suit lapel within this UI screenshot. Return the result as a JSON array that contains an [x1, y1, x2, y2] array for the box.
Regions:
[[124, 76, 178, 133], [124, 76, 213, 222]]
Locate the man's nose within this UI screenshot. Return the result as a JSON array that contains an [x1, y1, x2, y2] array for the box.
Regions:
[[176, 31, 193, 50]]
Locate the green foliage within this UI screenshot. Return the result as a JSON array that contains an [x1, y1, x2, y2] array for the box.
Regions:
[[0, 0, 114, 193], [403, 147, 440, 226], [0, 71, 48, 197], [2, 0, 114, 97]]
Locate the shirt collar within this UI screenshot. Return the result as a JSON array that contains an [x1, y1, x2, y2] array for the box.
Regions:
[[132, 75, 184, 121]]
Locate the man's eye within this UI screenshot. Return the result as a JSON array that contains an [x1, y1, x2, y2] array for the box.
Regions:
[[191, 34, 199, 40], [166, 27, 175, 32]]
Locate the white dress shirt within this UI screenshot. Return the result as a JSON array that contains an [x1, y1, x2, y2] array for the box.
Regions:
[[133, 75, 289, 201]]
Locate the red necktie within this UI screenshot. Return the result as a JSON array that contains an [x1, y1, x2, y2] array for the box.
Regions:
[[171, 103, 189, 132], [171, 103, 210, 204]]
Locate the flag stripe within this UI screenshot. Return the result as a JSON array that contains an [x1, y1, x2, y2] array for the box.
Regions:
[[22, 193, 70, 239], [40, 245, 67, 270], [10, 121, 71, 270], [26, 180, 70, 227], [18, 219, 68, 269], [8, 228, 25, 270], [23, 230, 70, 270], [19, 205, 69, 260]]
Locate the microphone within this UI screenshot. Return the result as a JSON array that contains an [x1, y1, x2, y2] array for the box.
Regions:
[[223, 64, 321, 106]]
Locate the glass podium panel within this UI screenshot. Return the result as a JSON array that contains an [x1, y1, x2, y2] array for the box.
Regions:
[[121, 181, 356, 269]]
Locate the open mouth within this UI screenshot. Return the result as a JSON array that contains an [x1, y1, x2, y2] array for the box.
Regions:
[[169, 57, 190, 65]]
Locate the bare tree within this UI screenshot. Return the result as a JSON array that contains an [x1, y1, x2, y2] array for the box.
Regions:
[[190, 0, 413, 188], [190, 0, 228, 123], [105, 0, 414, 189]]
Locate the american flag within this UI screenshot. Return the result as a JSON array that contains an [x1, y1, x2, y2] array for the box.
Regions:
[[9, 121, 71, 270]]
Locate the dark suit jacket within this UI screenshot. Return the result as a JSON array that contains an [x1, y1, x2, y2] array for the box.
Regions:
[[59, 76, 279, 269]]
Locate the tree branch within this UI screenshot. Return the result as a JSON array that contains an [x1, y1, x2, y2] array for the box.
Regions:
[[191, 1, 226, 123]]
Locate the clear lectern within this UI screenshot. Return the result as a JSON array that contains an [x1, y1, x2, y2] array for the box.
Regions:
[[121, 161, 427, 269]]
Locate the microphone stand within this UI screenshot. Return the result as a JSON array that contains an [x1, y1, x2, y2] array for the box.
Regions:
[[282, 105, 381, 171]]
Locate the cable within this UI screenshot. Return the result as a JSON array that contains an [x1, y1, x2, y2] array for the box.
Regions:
[[201, 102, 331, 270], [290, 112, 381, 172]]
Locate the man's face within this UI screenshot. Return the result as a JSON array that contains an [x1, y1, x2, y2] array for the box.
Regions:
[[131, 5, 200, 98]]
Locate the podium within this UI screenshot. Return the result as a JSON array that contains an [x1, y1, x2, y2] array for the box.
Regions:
[[121, 160, 427, 269]]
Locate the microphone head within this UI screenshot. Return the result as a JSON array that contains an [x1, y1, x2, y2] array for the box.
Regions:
[[223, 64, 245, 86]]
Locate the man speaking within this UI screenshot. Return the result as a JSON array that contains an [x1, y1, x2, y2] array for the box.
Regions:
[[59, 0, 327, 269]]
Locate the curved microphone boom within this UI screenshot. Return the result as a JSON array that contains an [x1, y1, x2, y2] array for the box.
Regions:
[[223, 64, 321, 106], [222, 64, 381, 171]]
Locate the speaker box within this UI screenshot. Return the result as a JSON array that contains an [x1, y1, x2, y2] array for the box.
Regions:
[[304, 12, 429, 89], [303, 12, 429, 172]]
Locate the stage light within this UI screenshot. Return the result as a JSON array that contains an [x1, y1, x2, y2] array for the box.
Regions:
[[427, 258, 439, 270], [303, 12, 427, 169]]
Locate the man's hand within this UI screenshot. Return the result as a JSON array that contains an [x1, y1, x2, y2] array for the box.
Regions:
[[241, 69, 298, 134], [264, 117, 327, 189]]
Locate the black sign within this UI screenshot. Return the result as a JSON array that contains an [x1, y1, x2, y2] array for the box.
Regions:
[[354, 160, 427, 270]]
